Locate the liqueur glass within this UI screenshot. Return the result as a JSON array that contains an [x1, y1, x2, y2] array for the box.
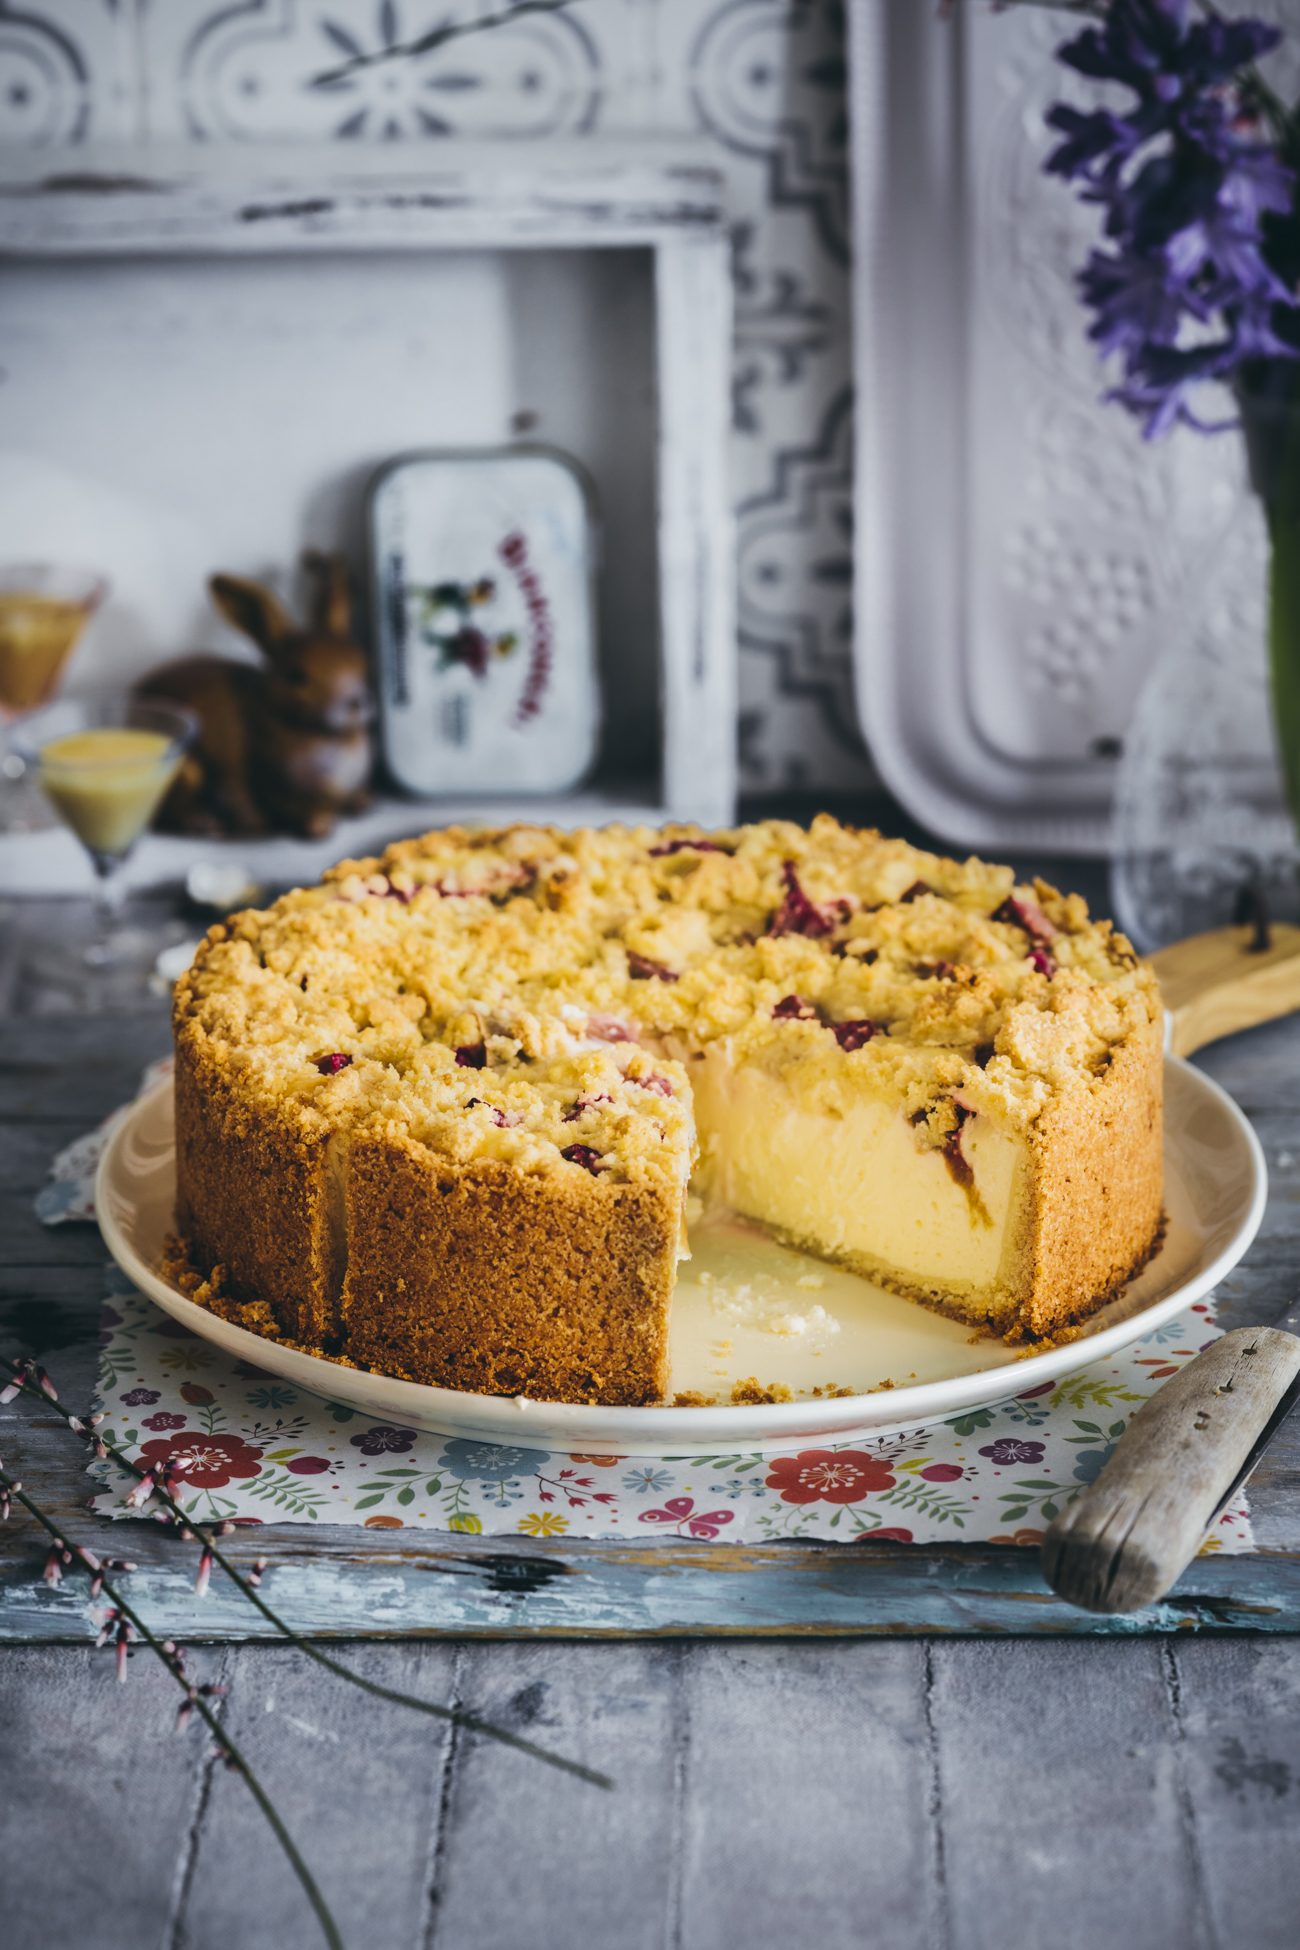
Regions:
[[1111, 390, 1300, 950], [0, 565, 108, 833], [13, 693, 195, 967]]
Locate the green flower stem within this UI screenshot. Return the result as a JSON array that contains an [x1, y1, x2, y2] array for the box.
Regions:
[[1268, 499, 1300, 842], [0, 1469, 344, 1950], [1, 1357, 611, 1790]]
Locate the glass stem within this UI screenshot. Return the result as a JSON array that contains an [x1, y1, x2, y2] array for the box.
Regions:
[[88, 854, 128, 967]]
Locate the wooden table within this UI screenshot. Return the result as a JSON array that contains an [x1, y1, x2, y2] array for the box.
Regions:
[[3, 888, 1300, 1950]]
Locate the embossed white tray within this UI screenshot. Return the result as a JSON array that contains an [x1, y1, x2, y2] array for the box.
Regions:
[[96, 1061, 1264, 1456], [847, 2, 1259, 853]]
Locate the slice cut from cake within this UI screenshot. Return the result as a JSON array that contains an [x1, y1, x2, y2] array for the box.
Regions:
[[171, 817, 1164, 1402], [691, 1047, 1033, 1328], [689, 1028, 1160, 1340]]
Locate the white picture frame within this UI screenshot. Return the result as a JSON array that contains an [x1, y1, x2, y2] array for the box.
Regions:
[[0, 140, 736, 890]]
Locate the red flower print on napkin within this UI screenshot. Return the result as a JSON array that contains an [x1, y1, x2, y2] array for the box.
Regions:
[[639, 1496, 735, 1539], [765, 1449, 896, 1505], [136, 1432, 264, 1490]]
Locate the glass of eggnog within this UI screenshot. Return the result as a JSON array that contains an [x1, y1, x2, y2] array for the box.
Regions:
[[13, 694, 196, 966], [0, 565, 108, 833]]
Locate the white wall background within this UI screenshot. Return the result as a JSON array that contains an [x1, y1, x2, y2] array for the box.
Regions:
[[0, 0, 862, 795]]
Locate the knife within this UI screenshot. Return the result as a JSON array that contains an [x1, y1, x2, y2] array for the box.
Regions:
[[1041, 920, 1300, 1614]]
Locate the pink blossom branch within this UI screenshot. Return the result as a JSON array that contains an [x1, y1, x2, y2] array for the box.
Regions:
[[0, 1462, 344, 1950], [0, 1354, 610, 1788]]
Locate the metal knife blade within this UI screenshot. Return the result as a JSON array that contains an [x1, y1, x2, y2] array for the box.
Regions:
[[1205, 1304, 1300, 1527], [1274, 1292, 1300, 1339]]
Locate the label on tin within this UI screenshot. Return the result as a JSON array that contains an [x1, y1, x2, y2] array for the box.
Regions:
[[369, 449, 600, 795]]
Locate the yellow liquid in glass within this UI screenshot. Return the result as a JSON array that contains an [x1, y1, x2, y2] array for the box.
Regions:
[[39, 727, 180, 857], [0, 594, 92, 716]]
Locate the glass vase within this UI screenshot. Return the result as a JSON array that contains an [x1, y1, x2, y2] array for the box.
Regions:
[[1110, 386, 1300, 954]]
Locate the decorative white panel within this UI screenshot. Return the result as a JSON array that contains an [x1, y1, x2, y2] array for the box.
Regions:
[[136, 0, 605, 144], [965, 9, 1242, 777]]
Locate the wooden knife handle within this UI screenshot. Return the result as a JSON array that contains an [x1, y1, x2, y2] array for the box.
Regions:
[[1041, 1326, 1300, 1614], [1151, 923, 1300, 1057]]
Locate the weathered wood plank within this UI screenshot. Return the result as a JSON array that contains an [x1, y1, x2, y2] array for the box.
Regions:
[[1, 1222, 125, 1273], [0, 1124, 107, 1237], [4, 1113, 114, 1172], [0, 1528, 1293, 1642], [675, 1641, 936, 1950], [0, 1641, 221, 1950], [930, 1641, 1212, 1950], [0, 1007, 167, 1119], [431, 1642, 679, 1950], [0, 1271, 107, 1364], [7, 1634, 1300, 1950], [179, 1641, 459, 1950], [1168, 1638, 1300, 1950], [0, 143, 729, 253]]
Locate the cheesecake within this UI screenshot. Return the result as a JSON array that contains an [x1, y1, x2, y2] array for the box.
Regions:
[[171, 817, 1164, 1404]]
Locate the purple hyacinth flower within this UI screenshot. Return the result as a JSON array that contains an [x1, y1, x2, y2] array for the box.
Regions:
[[1040, 0, 1299, 438]]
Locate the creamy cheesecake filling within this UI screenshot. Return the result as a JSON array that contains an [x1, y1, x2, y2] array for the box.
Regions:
[[688, 1049, 1031, 1324]]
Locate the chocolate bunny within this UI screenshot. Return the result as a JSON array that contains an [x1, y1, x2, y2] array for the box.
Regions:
[[137, 551, 374, 840]]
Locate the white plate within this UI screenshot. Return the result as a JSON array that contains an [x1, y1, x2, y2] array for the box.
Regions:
[[95, 1059, 1266, 1457]]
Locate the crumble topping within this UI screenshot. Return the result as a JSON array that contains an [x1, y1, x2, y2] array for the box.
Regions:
[[175, 815, 1159, 1189]]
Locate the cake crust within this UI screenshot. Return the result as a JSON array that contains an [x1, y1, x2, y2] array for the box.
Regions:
[[174, 1027, 338, 1348], [342, 1139, 678, 1405], [1019, 1001, 1165, 1339]]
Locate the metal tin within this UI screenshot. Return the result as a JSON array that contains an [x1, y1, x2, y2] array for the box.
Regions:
[[368, 447, 600, 797]]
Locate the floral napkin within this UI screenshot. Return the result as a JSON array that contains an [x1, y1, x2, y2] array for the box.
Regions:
[[43, 1069, 1253, 1549]]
